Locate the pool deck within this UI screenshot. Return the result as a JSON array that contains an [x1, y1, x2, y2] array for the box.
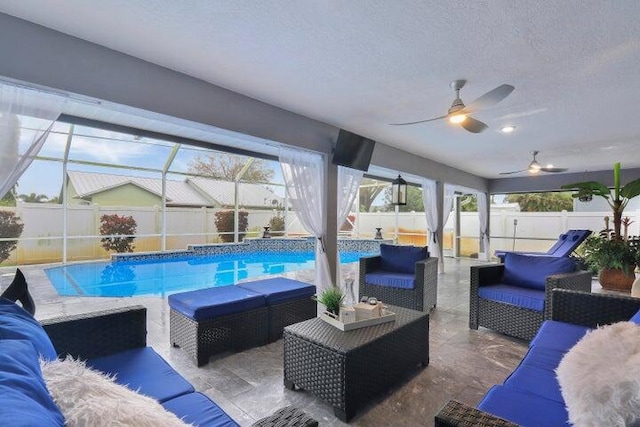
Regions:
[[6, 258, 537, 427]]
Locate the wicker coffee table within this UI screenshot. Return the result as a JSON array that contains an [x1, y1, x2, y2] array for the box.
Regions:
[[283, 306, 429, 422]]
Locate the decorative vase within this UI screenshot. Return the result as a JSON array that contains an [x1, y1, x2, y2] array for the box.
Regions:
[[374, 228, 383, 239], [598, 268, 635, 292], [262, 226, 271, 238]]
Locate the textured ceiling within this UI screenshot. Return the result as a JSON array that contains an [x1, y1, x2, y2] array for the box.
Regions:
[[1, 1, 639, 179]]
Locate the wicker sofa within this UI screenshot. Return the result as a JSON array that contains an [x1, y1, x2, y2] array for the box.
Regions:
[[359, 244, 437, 312], [469, 253, 592, 341], [437, 289, 640, 426]]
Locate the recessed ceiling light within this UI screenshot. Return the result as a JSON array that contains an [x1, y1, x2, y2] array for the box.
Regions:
[[500, 126, 516, 133]]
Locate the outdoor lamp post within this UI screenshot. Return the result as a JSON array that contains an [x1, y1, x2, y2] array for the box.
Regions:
[[391, 174, 407, 206]]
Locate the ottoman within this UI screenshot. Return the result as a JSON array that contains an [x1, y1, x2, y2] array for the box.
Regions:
[[237, 278, 316, 342], [169, 286, 268, 366]]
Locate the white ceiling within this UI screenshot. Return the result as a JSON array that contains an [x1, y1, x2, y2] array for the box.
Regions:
[[1, 1, 640, 179]]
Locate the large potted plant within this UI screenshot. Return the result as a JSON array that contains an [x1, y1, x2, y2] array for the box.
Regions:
[[562, 162, 640, 290]]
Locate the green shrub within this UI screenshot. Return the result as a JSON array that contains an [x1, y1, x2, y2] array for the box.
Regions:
[[269, 214, 285, 237], [99, 214, 137, 253], [0, 210, 23, 263], [214, 210, 248, 242]]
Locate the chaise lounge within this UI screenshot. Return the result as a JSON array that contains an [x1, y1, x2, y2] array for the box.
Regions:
[[494, 229, 591, 262]]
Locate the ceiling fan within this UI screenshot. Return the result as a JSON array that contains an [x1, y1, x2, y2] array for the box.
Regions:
[[390, 80, 515, 133], [500, 151, 568, 175]]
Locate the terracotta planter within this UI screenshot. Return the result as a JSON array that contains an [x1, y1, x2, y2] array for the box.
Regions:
[[598, 268, 635, 292]]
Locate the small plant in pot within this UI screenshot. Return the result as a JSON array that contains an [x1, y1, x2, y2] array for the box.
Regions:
[[313, 287, 345, 318]]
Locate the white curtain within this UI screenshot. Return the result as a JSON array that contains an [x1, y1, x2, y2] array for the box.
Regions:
[[336, 166, 363, 302], [440, 185, 456, 272], [279, 147, 332, 292], [420, 178, 440, 272], [0, 84, 66, 198], [477, 192, 490, 261]]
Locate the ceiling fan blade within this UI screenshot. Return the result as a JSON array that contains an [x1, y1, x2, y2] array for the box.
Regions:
[[541, 167, 568, 173], [464, 84, 515, 113], [461, 117, 488, 133], [389, 115, 447, 126], [499, 170, 528, 175]]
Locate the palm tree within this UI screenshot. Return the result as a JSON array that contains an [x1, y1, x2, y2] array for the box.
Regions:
[[19, 193, 49, 203]]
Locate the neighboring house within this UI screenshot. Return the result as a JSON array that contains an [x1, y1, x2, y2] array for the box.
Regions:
[[66, 171, 283, 208]]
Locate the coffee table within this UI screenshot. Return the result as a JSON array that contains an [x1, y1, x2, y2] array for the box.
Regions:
[[283, 305, 429, 422]]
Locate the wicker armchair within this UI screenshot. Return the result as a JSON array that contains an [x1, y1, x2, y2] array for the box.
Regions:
[[469, 257, 592, 341], [437, 289, 640, 426], [359, 244, 437, 312]]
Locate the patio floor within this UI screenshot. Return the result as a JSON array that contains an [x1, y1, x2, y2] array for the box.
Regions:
[[9, 257, 555, 426]]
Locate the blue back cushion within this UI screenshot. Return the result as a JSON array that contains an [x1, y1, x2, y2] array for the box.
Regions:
[[379, 244, 428, 274], [0, 298, 57, 360], [502, 253, 576, 290], [0, 339, 65, 426], [629, 309, 640, 324]]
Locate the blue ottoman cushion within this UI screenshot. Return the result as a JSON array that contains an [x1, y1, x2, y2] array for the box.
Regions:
[[365, 272, 415, 289], [478, 284, 545, 311], [168, 286, 266, 321], [236, 278, 315, 305], [87, 347, 194, 403], [162, 392, 239, 427]]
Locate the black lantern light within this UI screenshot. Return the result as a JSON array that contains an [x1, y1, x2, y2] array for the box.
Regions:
[[391, 174, 407, 206]]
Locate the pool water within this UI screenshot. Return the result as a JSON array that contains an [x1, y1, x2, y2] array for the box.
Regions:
[[45, 251, 374, 297]]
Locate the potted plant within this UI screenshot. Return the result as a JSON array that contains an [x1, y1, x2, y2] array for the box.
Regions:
[[562, 162, 640, 290], [313, 287, 345, 318]]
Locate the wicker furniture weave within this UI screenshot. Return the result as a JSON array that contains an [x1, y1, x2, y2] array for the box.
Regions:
[[359, 256, 438, 312], [251, 405, 318, 427], [469, 263, 592, 341], [436, 289, 640, 426], [267, 297, 317, 343], [170, 306, 268, 366], [283, 305, 429, 422]]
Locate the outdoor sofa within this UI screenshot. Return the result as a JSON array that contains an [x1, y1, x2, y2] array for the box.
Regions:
[[437, 289, 640, 426], [0, 299, 316, 426]]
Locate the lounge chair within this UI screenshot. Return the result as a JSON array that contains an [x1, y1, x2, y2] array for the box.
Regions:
[[494, 229, 591, 262]]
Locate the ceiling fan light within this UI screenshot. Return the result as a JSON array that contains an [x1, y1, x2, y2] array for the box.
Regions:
[[500, 125, 516, 133], [449, 114, 467, 124]]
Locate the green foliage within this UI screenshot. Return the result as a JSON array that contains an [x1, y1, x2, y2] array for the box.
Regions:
[[460, 194, 477, 212], [581, 236, 638, 275], [359, 178, 386, 212], [0, 187, 17, 207], [19, 193, 48, 203], [214, 210, 249, 242], [188, 154, 274, 183], [0, 210, 24, 263], [99, 214, 137, 253], [268, 214, 285, 237], [313, 287, 345, 315], [504, 192, 574, 212]]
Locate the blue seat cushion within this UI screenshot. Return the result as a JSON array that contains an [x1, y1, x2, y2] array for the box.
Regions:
[[478, 385, 568, 427], [503, 346, 567, 403], [0, 339, 65, 426], [236, 278, 315, 305], [162, 392, 239, 427], [379, 244, 427, 274], [478, 284, 545, 311], [168, 286, 266, 321], [630, 308, 640, 324], [502, 253, 576, 290], [365, 271, 415, 289], [87, 347, 194, 403], [529, 320, 592, 352], [0, 298, 57, 360]]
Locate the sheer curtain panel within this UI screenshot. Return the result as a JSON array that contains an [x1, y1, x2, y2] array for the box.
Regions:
[[278, 147, 332, 292], [0, 84, 66, 198], [336, 166, 363, 301], [477, 192, 490, 261], [421, 178, 440, 272]]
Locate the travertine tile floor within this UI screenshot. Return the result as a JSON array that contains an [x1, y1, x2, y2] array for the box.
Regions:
[[4, 257, 579, 426]]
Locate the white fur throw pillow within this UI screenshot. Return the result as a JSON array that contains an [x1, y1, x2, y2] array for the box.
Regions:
[[556, 321, 640, 427], [40, 356, 192, 427]]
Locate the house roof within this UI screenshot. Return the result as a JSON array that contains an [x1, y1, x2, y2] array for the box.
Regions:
[[67, 170, 282, 207]]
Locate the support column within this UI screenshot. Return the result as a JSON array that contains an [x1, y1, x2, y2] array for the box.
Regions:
[[326, 161, 338, 287], [436, 181, 445, 273]]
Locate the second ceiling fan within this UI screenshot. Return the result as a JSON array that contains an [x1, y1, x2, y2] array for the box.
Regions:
[[390, 80, 515, 133], [500, 151, 568, 175]]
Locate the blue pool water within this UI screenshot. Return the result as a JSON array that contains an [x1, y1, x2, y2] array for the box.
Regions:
[[45, 251, 374, 297]]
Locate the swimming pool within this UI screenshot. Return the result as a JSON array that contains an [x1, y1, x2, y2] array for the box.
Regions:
[[45, 251, 374, 297]]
